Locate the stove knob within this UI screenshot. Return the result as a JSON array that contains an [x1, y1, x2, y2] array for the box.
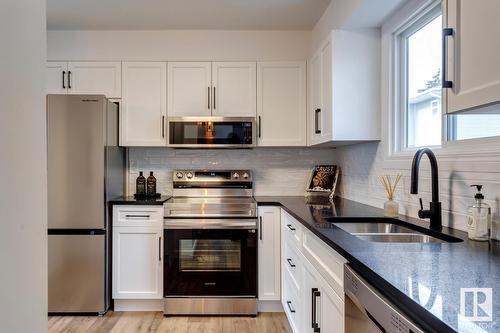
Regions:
[[233, 172, 240, 179], [186, 172, 193, 179], [175, 172, 184, 179], [242, 173, 249, 179]]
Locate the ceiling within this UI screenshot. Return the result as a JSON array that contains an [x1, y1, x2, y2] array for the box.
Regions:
[[47, 0, 332, 30]]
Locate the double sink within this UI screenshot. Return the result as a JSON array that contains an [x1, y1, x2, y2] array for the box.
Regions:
[[327, 218, 463, 243]]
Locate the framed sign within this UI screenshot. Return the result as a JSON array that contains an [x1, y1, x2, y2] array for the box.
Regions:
[[306, 165, 339, 199]]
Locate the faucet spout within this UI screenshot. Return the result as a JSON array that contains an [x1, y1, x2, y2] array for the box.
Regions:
[[410, 148, 442, 231]]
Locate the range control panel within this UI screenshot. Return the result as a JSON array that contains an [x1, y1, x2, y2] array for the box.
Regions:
[[173, 170, 252, 182]]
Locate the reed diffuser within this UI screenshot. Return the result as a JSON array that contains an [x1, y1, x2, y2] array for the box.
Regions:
[[379, 174, 402, 217]]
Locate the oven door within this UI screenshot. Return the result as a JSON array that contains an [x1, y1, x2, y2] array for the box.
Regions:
[[167, 117, 255, 148], [163, 226, 257, 297]]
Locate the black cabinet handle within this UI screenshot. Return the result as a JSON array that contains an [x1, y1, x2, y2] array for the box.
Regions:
[[287, 258, 296, 268], [67, 71, 72, 89], [287, 224, 296, 231], [125, 214, 150, 219], [286, 301, 296, 313], [312, 288, 321, 332], [259, 216, 263, 240], [62, 71, 66, 89], [442, 28, 453, 89], [159, 236, 162, 262], [162, 116, 165, 138], [258, 116, 262, 138], [208, 87, 211, 109], [315, 108, 321, 134], [213, 86, 216, 109]]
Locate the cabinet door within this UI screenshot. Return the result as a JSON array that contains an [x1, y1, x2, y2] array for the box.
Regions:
[[67, 62, 122, 98], [257, 62, 306, 146], [212, 62, 256, 117], [121, 62, 167, 146], [112, 226, 163, 299], [303, 260, 344, 333], [319, 38, 333, 143], [309, 52, 322, 145], [167, 62, 212, 117], [444, 0, 500, 113], [46, 62, 68, 95], [258, 206, 281, 301]]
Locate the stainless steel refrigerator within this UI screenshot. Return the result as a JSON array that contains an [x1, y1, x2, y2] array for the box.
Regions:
[[47, 95, 125, 314]]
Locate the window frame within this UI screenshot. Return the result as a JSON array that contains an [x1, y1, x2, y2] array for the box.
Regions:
[[394, 2, 443, 153]]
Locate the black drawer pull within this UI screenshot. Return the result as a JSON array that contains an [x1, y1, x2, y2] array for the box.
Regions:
[[125, 214, 150, 219], [312, 288, 321, 332], [287, 224, 296, 231], [287, 258, 296, 268], [286, 301, 296, 313]]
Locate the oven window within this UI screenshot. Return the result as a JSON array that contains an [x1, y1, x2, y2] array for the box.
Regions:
[[179, 239, 241, 272]]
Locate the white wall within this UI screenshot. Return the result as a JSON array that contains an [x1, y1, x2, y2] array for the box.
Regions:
[[128, 148, 336, 196], [0, 0, 47, 332], [47, 30, 311, 61]]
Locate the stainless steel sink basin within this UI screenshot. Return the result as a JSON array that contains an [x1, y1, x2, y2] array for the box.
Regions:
[[352, 233, 446, 243], [331, 221, 463, 243]]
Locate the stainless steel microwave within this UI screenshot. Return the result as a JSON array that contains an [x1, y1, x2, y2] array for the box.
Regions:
[[167, 117, 256, 148]]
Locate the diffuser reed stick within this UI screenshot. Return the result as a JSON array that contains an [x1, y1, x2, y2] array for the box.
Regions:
[[379, 174, 402, 201]]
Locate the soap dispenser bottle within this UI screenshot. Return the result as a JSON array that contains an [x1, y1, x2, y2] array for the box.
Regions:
[[467, 184, 491, 241]]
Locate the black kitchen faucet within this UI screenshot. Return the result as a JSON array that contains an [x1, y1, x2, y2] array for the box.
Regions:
[[410, 148, 442, 231]]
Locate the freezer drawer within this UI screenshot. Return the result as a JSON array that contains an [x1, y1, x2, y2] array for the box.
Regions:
[[48, 234, 106, 313]]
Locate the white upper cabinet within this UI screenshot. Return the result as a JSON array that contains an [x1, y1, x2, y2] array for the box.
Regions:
[[257, 62, 306, 146], [212, 62, 257, 117], [67, 62, 122, 98], [444, 0, 500, 113], [121, 62, 167, 146], [258, 206, 281, 301], [46, 61, 122, 98], [167, 62, 212, 117], [46, 62, 68, 94], [308, 29, 380, 145]]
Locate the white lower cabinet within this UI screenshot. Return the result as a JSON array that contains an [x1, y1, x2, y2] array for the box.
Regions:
[[258, 206, 281, 301], [112, 206, 163, 300], [280, 208, 346, 333]]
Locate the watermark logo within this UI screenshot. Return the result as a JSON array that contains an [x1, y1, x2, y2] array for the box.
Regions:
[[460, 288, 493, 322]]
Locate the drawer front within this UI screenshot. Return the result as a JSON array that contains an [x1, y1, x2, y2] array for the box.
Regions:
[[302, 228, 346, 300], [282, 277, 302, 333], [283, 242, 302, 293], [113, 206, 163, 227], [281, 209, 302, 247]]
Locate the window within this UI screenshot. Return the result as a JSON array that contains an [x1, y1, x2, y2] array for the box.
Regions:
[[398, 6, 443, 150], [448, 107, 500, 141]]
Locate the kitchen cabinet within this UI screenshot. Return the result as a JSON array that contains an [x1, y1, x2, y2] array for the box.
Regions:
[[308, 29, 380, 145], [280, 208, 346, 333], [121, 62, 167, 146], [443, 0, 500, 113], [258, 206, 281, 301], [303, 259, 344, 333], [46, 61, 121, 98], [212, 62, 256, 117], [257, 62, 306, 146], [112, 206, 163, 299], [167, 62, 212, 117], [167, 61, 256, 117]]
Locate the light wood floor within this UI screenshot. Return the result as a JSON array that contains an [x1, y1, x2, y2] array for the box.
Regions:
[[48, 312, 292, 333]]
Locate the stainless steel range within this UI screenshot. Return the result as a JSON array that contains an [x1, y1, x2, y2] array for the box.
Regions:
[[163, 170, 257, 315]]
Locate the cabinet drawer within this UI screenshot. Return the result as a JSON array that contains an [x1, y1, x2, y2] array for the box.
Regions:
[[113, 206, 163, 227], [282, 277, 302, 333], [302, 228, 346, 300], [281, 209, 302, 247], [283, 242, 302, 293]]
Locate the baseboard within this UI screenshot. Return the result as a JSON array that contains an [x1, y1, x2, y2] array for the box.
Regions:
[[258, 300, 284, 312], [114, 299, 164, 311]]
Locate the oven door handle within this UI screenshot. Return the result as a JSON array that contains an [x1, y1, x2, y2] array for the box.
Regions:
[[164, 218, 257, 229]]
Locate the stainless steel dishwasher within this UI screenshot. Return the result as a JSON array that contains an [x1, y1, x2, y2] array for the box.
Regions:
[[344, 265, 424, 333]]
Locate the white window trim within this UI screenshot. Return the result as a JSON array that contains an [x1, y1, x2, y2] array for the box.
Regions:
[[383, 0, 500, 163]]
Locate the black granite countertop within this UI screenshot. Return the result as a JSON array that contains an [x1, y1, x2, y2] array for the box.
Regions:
[[255, 196, 500, 333], [108, 195, 170, 205]]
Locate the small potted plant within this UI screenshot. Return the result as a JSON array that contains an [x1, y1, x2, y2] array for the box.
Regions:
[[379, 174, 402, 217]]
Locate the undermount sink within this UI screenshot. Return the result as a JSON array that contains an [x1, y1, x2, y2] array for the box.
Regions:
[[328, 220, 463, 243]]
